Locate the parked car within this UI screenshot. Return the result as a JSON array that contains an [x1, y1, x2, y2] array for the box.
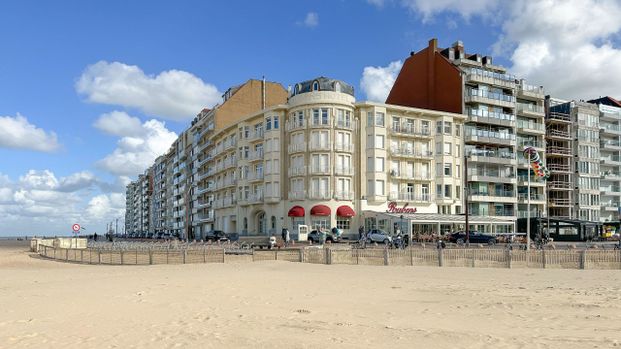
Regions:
[[307, 230, 338, 244], [204, 230, 228, 242], [449, 231, 497, 245], [367, 229, 392, 244]]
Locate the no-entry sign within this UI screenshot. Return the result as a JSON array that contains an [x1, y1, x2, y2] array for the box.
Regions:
[[72, 223, 81, 232]]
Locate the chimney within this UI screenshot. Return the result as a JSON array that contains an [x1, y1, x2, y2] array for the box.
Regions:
[[262, 76, 266, 110], [427, 38, 437, 109]]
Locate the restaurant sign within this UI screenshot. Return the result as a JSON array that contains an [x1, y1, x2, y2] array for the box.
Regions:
[[387, 202, 417, 214]]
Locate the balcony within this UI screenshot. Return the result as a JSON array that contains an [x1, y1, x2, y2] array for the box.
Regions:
[[547, 112, 571, 124], [195, 200, 212, 209], [196, 211, 214, 223], [547, 163, 571, 173], [468, 150, 517, 165], [464, 68, 516, 88], [289, 166, 307, 177], [468, 170, 516, 184], [286, 119, 307, 131], [517, 103, 545, 116], [335, 119, 354, 130], [215, 177, 236, 190], [391, 171, 432, 181], [334, 142, 354, 152], [288, 191, 306, 200], [548, 197, 572, 207], [468, 109, 515, 127], [465, 88, 516, 108], [601, 172, 621, 181], [195, 183, 214, 195], [602, 187, 621, 196], [173, 210, 186, 219], [334, 191, 354, 200], [516, 120, 545, 134], [213, 197, 236, 209], [517, 83, 545, 99], [390, 124, 432, 138], [288, 143, 306, 154], [249, 130, 264, 142], [601, 157, 621, 166], [600, 123, 621, 135], [469, 191, 516, 203], [518, 193, 546, 203], [334, 166, 354, 176], [390, 148, 434, 159], [242, 192, 264, 205], [601, 140, 621, 150], [546, 146, 572, 157], [517, 210, 543, 218], [547, 129, 571, 140], [309, 165, 331, 175], [388, 192, 432, 203], [309, 141, 331, 152], [247, 172, 264, 182], [248, 150, 264, 162], [517, 175, 546, 186], [601, 202, 621, 211], [465, 129, 516, 145], [309, 191, 331, 200], [517, 139, 544, 150], [198, 140, 212, 153]]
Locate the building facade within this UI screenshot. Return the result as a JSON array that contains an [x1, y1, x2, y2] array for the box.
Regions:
[[385, 39, 545, 233]]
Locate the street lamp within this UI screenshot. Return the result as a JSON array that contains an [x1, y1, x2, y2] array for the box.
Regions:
[[464, 154, 470, 246]]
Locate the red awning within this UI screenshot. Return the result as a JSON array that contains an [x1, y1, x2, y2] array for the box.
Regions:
[[288, 206, 305, 217], [336, 205, 356, 217], [310, 205, 331, 216]]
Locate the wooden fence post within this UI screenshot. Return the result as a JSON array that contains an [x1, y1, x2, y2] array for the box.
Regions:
[[299, 249, 304, 263], [65, 249, 68, 261], [325, 248, 332, 265], [438, 248, 444, 267], [166, 246, 169, 264], [203, 247, 207, 263], [222, 249, 225, 263], [120, 251, 124, 265], [410, 247, 414, 266], [506, 249, 512, 269], [98, 249, 101, 264], [135, 250, 138, 265], [383, 248, 389, 266], [149, 248, 153, 265], [542, 250, 546, 269], [580, 250, 587, 270], [183, 249, 187, 264]]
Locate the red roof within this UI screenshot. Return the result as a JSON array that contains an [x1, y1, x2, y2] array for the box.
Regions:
[[336, 205, 356, 217], [288, 206, 305, 217], [310, 205, 331, 216]]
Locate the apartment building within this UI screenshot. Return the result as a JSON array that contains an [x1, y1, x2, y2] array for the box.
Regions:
[[125, 172, 152, 234], [588, 97, 621, 223], [385, 39, 545, 232]]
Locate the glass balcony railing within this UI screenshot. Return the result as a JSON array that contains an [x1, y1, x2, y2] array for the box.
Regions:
[[468, 109, 515, 122], [466, 88, 516, 103], [517, 103, 544, 114], [517, 120, 545, 131], [465, 129, 516, 141]]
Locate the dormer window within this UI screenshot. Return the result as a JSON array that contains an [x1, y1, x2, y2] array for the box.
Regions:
[[294, 84, 301, 95], [312, 81, 319, 91], [334, 81, 341, 92]]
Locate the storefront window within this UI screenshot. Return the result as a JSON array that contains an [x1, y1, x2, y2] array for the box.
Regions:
[[336, 218, 351, 230], [311, 218, 329, 230]]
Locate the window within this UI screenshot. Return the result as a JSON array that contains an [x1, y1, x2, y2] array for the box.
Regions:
[[296, 110, 305, 126], [336, 178, 351, 197], [444, 142, 451, 155], [421, 120, 430, 134], [444, 163, 452, 176], [312, 81, 319, 91], [444, 121, 452, 135], [456, 144, 461, 157], [444, 185, 451, 198], [391, 160, 400, 176], [375, 135, 385, 148], [266, 117, 272, 130], [376, 112, 385, 127], [321, 108, 329, 125], [375, 180, 385, 196], [271, 216, 276, 229], [375, 157, 385, 172], [265, 160, 272, 174], [311, 177, 329, 197], [436, 184, 442, 197], [243, 126, 250, 138], [367, 157, 373, 172], [273, 116, 279, 129], [436, 121, 443, 134], [337, 218, 351, 230], [313, 109, 320, 125], [367, 112, 373, 126], [311, 154, 329, 173], [456, 185, 461, 199], [456, 164, 461, 178], [455, 124, 461, 137]]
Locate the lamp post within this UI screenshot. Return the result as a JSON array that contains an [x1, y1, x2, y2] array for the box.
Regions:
[[526, 151, 531, 251], [464, 154, 470, 246]]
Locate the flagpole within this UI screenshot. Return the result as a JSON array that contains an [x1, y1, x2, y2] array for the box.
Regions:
[[526, 151, 531, 251]]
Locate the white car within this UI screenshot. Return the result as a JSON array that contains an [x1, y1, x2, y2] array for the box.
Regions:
[[367, 229, 392, 244]]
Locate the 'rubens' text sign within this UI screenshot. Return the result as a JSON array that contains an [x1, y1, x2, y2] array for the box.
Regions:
[[387, 202, 417, 214]]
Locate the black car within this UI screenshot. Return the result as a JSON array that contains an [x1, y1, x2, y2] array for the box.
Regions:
[[307, 230, 338, 244], [204, 230, 228, 242], [449, 231, 497, 245]]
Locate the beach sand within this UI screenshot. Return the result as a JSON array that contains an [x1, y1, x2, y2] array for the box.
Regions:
[[1, 240, 621, 348]]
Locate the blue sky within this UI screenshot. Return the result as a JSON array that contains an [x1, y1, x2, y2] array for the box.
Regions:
[[1, 0, 620, 235]]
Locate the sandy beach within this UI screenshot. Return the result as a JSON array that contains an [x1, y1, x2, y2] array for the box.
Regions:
[[2, 240, 621, 348]]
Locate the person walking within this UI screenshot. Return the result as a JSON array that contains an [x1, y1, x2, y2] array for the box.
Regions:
[[284, 227, 291, 247], [358, 226, 364, 241]]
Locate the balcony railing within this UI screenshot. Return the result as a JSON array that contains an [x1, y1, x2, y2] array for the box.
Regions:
[[518, 83, 544, 96], [309, 191, 332, 200], [288, 191, 306, 200], [390, 148, 434, 158], [466, 88, 516, 103], [390, 124, 432, 137], [468, 170, 516, 180], [468, 109, 515, 123], [310, 166, 331, 175], [517, 103, 544, 115], [388, 192, 432, 202], [289, 166, 306, 176], [602, 157, 621, 163], [288, 143, 306, 154], [391, 171, 432, 181], [548, 198, 572, 206], [249, 130, 264, 141], [518, 139, 544, 149], [547, 112, 571, 122], [248, 150, 264, 161], [334, 191, 354, 200], [518, 193, 545, 201], [601, 124, 621, 133], [334, 166, 354, 176], [247, 172, 264, 182], [546, 146, 572, 156], [548, 180, 571, 189], [470, 191, 515, 198], [309, 142, 331, 151], [465, 129, 516, 142], [601, 140, 621, 148], [468, 149, 517, 162], [286, 119, 307, 131], [517, 120, 545, 132], [334, 142, 354, 152], [548, 129, 571, 139]]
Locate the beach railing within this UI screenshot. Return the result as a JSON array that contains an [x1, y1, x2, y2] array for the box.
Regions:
[[38, 245, 621, 270]]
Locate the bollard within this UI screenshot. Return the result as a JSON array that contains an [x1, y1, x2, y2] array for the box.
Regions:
[[325, 248, 332, 265], [383, 248, 389, 266], [438, 248, 444, 267], [580, 250, 587, 270], [299, 248, 304, 263]]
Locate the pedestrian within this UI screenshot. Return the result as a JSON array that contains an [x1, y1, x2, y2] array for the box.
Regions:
[[285, 227, 291, 247], [94, 232, 98, 241], [358, 226, 364, 241], [281, 227, 287, 243]]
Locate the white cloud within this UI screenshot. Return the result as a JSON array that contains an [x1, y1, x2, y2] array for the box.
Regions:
[[97, 118, 177, 176], [0, 170, 126, 235], [298, 12, 319, 27], [402, 0, 500, 22], [93, 111, 145, 137], [500, 0, 621, 100], [76, 61, 222, 121], [0, 114, 60, 152], [360, 60, 403, 102]]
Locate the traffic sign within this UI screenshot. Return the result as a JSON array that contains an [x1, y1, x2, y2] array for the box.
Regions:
[[72, 223, 81, 232]]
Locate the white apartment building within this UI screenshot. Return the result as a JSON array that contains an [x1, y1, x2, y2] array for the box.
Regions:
[[594, 102, 621, 222]]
